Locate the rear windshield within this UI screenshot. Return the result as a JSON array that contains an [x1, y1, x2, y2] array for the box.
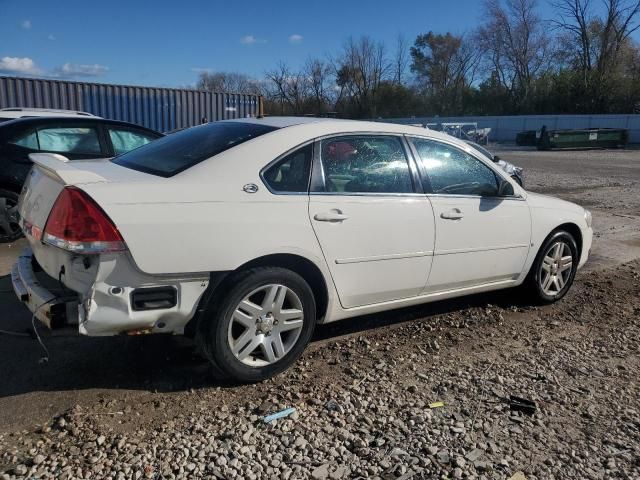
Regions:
[[112, 122, 277, 177]]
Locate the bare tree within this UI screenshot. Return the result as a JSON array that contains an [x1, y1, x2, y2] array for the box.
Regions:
[[196, 71, 262, 94], [410, 32, 480, 114], [304, 58, 333, 114], [393, 33, 411, 85], [333, 36, 390, 117], [476, 0, 552, 110], [551, 0, 640, 87], [264, 62, 310, 114]]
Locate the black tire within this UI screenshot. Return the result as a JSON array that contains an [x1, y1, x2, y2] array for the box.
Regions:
[[524, 230, 578, 304], [0, 188, 23, 243], [197, 267, 316, 383]]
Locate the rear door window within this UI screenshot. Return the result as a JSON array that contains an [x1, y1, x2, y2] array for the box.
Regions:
[[37, 126, 102, 155], [112, 122, 278, 177]]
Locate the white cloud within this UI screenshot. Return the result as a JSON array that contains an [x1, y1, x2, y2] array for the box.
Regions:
[[0, 56, 109, 79], [21, 20, 32, 29], [0, 56, 41, 75], [48, 34, 56, 41], [57, 62, 109, 77], [288, 34, 303, 44], [240, 35, 266, 45]]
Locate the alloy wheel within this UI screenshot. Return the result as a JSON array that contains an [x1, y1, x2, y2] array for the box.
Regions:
[[539, 241, 573, 296], [227, 284, 304, 367]]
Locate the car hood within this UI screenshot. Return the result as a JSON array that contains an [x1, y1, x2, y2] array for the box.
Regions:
[[526, 191, 585, 214]]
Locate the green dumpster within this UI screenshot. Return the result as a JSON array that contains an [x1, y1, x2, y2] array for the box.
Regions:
[[538, 128, 628, 150]]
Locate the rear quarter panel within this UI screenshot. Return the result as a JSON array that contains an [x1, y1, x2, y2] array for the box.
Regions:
[[87, 185, 326, 275], [81, 129, 331, 277]]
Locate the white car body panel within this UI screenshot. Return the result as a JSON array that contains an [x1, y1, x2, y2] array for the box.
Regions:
[[79, 253, 208, 336], [309, 194, 435, 308], [326, 277, 521, 323], [426, 196, 531, 292], [524, 192, 592, 270], [14, 117, 593, 337]]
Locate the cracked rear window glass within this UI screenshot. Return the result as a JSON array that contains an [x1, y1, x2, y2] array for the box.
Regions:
[[112, 122, 277, 177]]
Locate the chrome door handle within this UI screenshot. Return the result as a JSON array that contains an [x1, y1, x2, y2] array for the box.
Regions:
[[314, 210, 349, 222], [440, 209, 464, 220]]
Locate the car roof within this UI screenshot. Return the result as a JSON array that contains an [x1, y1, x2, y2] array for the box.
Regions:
[[172, 116, 504, 183], [0, 116, 162, 135], [0, 107, 96, 117], [227, 116, 338, 128], [226, 116, 456, 142]]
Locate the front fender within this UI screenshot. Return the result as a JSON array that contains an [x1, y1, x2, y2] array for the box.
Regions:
[[519, 202, 591, 281]]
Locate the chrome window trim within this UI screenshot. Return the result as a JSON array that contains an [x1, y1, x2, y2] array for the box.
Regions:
[[309, 191, 428, 198], [426, 193, 526, 201]]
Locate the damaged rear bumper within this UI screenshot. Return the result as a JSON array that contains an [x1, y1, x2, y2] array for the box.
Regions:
[[11, 248, 78, 329], [12, 245, 210, 336]]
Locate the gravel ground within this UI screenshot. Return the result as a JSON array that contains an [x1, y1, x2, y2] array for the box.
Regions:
[[0, 146, 639, 479]]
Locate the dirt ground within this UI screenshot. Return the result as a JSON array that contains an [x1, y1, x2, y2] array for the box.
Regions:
[[0, 146, 638, 479]]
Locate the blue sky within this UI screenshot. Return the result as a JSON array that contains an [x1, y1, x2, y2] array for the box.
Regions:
[[0, 0, 633, 88]]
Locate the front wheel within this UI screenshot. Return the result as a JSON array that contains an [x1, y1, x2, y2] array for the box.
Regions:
[[525, 231, 578, 304], [197, 267, 316, 382]]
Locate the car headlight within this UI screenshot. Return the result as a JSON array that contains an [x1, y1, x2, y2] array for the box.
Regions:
[[584, 209, 592, 228]]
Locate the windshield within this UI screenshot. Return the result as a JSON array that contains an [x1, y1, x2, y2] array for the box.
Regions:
[[112, 121, 277, 177]]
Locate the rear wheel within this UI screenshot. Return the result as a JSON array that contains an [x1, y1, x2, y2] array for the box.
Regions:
[[0, 189, 22, 243], [525, 231, 578, 304], [198, 267, 316, 382]]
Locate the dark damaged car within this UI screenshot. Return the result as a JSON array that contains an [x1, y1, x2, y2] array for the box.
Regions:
[[0, 116, 162, 242]]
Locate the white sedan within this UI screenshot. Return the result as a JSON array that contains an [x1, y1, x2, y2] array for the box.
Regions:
[[13, 117, 592, 382]]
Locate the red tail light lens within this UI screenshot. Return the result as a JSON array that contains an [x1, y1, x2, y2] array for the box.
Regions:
[[43, 187, 126, 253]]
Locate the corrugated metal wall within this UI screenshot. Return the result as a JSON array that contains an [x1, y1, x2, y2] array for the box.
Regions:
[[382, 114, 640, 143], [0, 76, 261, 132]]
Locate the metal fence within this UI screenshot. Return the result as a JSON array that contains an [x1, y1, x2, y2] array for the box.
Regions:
[[382, 114, 640, 143], [0, 76, 262, 133]]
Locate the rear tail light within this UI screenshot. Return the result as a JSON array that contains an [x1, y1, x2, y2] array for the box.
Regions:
[[43, 187, 126, 254]]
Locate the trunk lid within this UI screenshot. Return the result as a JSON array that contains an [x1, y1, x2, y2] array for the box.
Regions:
[[19, 153, 150, 231]]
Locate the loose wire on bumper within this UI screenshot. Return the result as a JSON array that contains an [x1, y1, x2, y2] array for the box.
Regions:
[[30, 297, 61, 364]]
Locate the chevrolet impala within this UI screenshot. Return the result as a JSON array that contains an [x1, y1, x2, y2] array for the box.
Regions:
[[12, 117, 592, 381]]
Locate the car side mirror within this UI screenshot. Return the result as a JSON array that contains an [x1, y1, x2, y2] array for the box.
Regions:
[[498, 179, 514, 197], [493, 155, 501, 162]]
